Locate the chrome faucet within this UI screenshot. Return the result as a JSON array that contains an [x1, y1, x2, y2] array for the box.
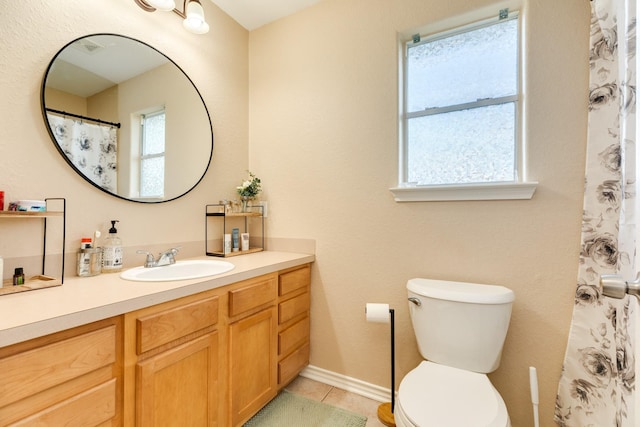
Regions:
[[136, 247, 180, 268]]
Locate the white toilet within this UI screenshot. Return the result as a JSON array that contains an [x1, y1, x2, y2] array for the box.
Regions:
[[396, 278, 515, 427]]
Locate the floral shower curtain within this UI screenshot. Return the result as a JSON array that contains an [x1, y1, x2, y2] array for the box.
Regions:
[[47, 114, 118, 192], [555, 0, 637, 426]]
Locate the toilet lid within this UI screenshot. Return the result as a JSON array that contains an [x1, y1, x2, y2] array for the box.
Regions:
[[398, 361, 508, 427]]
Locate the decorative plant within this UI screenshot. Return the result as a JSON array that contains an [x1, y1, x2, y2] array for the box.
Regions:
[[237, 171, 262, 199]]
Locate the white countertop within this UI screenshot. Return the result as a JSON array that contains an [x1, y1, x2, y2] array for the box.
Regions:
[[0, 251, 314, 347]]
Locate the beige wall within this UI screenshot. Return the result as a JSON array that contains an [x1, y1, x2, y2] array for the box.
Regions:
[[1, 0, 590, 426], [45, 87, 88, 115], [249, 0, 589, 425], [88, 85, 119, 124]]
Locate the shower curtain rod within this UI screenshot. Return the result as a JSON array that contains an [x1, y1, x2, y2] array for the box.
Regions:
[[45, 108, 121, 128]]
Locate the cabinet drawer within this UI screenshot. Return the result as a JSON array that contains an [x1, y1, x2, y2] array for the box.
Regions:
[[279, 265, 310, 296], [279, 291, 310, 324], [229, 275, 277, 317], [278, 343, 310, 386], [137, 296, 219, 354], [12, 379, 116, 426], [278, 316, 309, 357], [0, 325, 116, 407]]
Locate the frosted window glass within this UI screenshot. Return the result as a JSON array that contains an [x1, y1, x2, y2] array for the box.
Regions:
[[141, 157, 164, 197], [407, 19, 518, 111], [143, 113, 165, 155], [403, 15, 520, 187], [407, 103, 516, 185], [140, 110, 165, 197]]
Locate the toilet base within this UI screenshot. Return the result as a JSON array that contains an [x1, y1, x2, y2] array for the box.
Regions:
[[377, 402, 396, 427]]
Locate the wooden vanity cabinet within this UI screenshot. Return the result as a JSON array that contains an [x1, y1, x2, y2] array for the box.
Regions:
[[123, 272, 283, 427], [0, 317, 123, 426], [228, 273, 278, 426], [277, 264, 311, 388], [0, 263, 311, 427], [124, 291, 221, 427]]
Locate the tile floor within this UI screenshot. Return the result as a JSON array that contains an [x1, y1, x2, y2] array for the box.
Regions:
[[284, 376, 388, 427]]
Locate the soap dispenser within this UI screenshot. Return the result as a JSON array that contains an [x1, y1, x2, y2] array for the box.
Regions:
[[102, 220, 123, 273]]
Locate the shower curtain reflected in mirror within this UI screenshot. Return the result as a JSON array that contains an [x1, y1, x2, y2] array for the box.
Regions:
[[555, 0, 637, 425], [47, 114, 118, 193]]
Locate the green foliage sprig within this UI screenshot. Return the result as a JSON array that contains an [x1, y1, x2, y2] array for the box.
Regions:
[[237, 171, 262, 199]]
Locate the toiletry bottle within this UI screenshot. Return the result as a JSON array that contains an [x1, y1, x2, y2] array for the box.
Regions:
[[232, 228, 240, 252], [81, 237, 92, 249], [224, 234, 232, 254], [102, 220, 123, 273], [13, 267, 25, 286], [78, 238, 92, 277]]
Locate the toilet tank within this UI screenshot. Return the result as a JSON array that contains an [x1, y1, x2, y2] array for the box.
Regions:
[[407, 278, 515, 373]]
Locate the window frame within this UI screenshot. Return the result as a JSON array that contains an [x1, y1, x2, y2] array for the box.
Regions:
[[391, 7, 537, 202]]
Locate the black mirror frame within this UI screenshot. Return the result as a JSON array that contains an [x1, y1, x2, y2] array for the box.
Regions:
[[40, 33, 214, 204]]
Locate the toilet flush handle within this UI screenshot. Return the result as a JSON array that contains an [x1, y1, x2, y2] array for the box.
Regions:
[[408, 297, 421, 306]]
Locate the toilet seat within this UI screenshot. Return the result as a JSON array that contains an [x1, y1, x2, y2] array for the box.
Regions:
[[396, 361, 510, 427]]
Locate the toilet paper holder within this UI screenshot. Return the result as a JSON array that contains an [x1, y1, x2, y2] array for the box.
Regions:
[[365, 303, 396, 426]]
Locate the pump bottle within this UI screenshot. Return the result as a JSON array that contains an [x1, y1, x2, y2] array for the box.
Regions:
[[102, 220, 123, 273]]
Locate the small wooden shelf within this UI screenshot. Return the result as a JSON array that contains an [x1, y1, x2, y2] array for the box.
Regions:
[[206, 211, 262, 218], [0, 198, 66, 296], [0, 275, 62, 296], [205, 204, 265, 257], [206, 247, 264, 257], [0, 211, 64, 218]]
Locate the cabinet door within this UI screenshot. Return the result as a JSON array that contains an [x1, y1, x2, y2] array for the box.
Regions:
[[136, 332, 219, 427], [229, 307, 277, 426]]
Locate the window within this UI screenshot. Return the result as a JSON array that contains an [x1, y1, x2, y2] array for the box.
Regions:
[[139, 110, 166, 198], [392, 9, 536, 201]]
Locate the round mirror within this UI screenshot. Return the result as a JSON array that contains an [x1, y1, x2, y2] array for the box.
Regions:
[[41, 34, 213, 203]]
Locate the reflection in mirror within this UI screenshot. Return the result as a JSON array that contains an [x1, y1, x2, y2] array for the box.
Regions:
[[41, 34, 213, 203]]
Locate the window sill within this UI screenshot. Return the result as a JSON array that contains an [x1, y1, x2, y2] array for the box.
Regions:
[[389, 182, 538, 202]]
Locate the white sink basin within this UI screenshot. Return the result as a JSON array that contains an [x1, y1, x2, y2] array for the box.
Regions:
[[120, 259, 235, 282]]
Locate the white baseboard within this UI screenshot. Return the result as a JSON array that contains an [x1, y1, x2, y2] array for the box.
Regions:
[[299, 365, 392, 403]]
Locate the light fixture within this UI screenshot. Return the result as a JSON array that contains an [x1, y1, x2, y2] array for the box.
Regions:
[[182, 0, 210, 34], [145, 0, 176, 12], [134, 0, 210, 34]]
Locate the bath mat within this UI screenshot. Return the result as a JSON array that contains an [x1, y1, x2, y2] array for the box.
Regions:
[[243, 390, 367, 427]]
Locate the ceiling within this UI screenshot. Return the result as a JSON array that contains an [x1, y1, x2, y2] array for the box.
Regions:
[[46, 1, 325, 96], [208, 0, 321, 30]]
